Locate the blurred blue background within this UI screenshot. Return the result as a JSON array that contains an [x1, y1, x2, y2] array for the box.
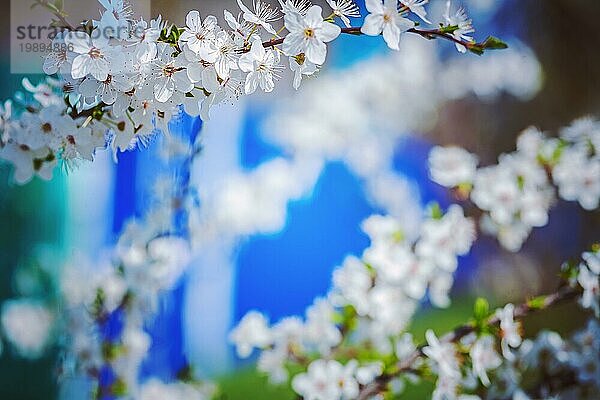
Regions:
[[1, 0, 599, 399]]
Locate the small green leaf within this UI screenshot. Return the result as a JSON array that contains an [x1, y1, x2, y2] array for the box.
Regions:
[[468, 45, 485, 56], [439, 24, 459, 34], [111, 379, 128, 396], [429, 202, 444, 220], [54, 0, 63, 11], [481, 36, 509, 50], [44, 2, 60, 13], [474, 297, 490, 322], [527, 295, 547, 310], [559, 260, 579, 282]]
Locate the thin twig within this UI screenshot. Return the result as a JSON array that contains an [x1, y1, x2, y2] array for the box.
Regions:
[[262, 26, 483, 52], [35, 0, 76, 30]]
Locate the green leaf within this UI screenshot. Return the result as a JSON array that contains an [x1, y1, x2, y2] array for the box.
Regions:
[[481, 36, 509, 50], [474, 297, 490, 322], [527, 295, 547, 310], [439, 24, 459, 34], [54, 0, 63, 11], [44, 2, 60, 13], [559, 260, 579, 282], [111, 379, 128, 396], [468, 46, 485, 56], [429, 202, 443, 220]]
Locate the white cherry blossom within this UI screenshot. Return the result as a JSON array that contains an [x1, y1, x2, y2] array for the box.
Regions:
[[362, 0, 415, 51], [496, 303, 522, 360], [212, 30, 240, 79], [444, 0, 475, 53], [0, 143, 57, 184], [65, 31, 115, 81], [179, 11, 219, 61], [582, 251, 600, 275], [326, 0, 361, 28], [95, 0, 133, 40], [43, 32, 74, 76], [292, 359, 358, 400], [229, 311, 273, 358], [282, 5, 341, 65], [578, 266, 599, 317], [239, 39, 282, 94], [237, 0, 280, 35], [429, 146, 479, 187], [149, 44, 194, 103], [400, 0, 430, 24], [423, 329, 461, 379], [279, 0, 312, 16], [470, 335, 502, 386], [553, 149, 600, 210], [0, 300, 54, 359]]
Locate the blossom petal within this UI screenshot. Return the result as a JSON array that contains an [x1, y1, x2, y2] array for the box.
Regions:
[[71, 55, 91, 79], [186, 10, 202, 31], [154, 78, 175, 102], [64, 32, 91, 54], [245, 72, 259, 94], [304, 5, 324, 27], [305, 39, 327, 65], [382, 22, 401, 50], [317, 22, 341, 43], [282, 33, 306, 56], [284, 10, 305, 32], [365, 0, 384, 13], [204, 15, 218, 31], [361, 14, 384, 36], [238, 53, 255, 73]]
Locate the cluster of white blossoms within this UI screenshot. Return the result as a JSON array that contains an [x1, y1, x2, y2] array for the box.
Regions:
[[0, 0, 503, 186], [228, 112, 599, 398], [576, 250, 600, 317], [485, 319, 600, 399], [1, 2, 598, 400], [0, 161, 213, 397], [429, 117, 600, 251], [230, 250, 599, 399], [229, 205, 476, 390], [425, 313, 600, 400]]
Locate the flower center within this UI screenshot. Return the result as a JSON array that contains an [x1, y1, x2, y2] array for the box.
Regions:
[[257, 62, 268, 72], [41, 123, 53, 133], [295, 53, 306, 65], [163, 65, 177, 77], [383, 13, 392, 23], [304, 28, 315, 38], [88, 47, 103, 59]]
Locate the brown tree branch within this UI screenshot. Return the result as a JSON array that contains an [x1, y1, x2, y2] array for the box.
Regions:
[[357, 285, 580, 400], [261, 26, 500, 54]]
